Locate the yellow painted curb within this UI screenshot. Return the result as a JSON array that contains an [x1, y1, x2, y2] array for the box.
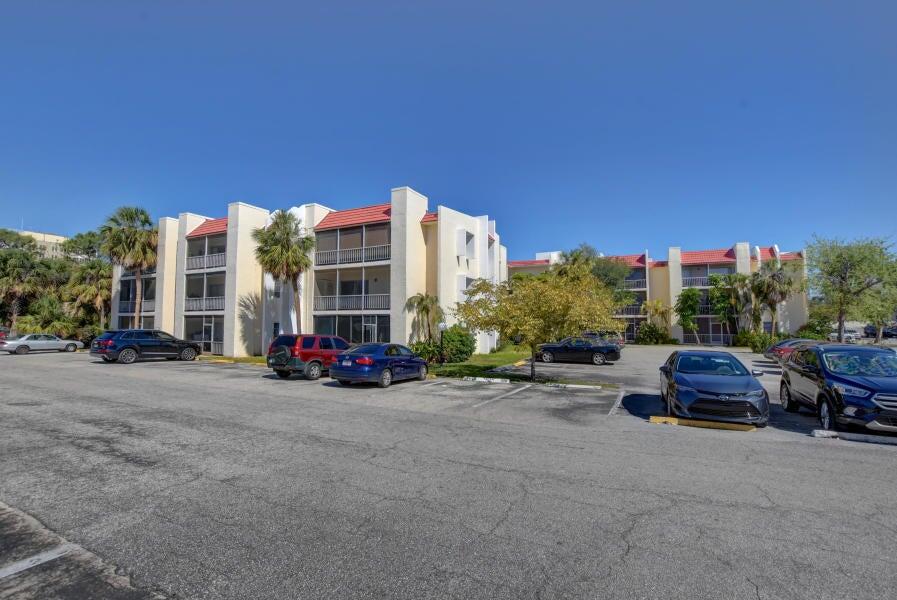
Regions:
[[649, 415, 756, 432], [513, 360, 527, 367]]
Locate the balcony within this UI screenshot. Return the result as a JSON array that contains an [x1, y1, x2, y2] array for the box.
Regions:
[[622, 279, 647, 290], [315, 244, 390, 266], [186, 252, 226, 271], [314, 294, 390, 311], [616, 304, 644, 316], [185, 296, 225, 312], [682, 276, 710, 287], [118, 300, 155, 314], [121, 267, 156, 278], [698, 304, 713, 315], [682, 333, 733, 346]]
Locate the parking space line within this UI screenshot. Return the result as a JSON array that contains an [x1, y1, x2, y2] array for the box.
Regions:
[[422, 380, 444, 387], [0, 543, 76, 579], [607, 387, 625, 416], [471, 384, 532, 409]]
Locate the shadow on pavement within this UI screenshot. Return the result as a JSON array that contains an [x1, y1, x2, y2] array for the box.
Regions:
[[621, 393, 665, 421]]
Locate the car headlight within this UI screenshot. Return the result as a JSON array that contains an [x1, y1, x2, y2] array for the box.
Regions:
[[746, 389, 766, 398], [832, 383, 871, 398]]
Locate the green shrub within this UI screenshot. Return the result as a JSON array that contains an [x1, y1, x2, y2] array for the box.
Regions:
[[441, 325, 476, 363], [795, 325, 827, 340], [634, 322, 678, 345], [732, 331, 780, 353], [410, 340, 441, 363]]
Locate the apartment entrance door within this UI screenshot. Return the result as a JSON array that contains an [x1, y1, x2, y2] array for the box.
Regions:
[[363, 315, 378, 343], [710, 322, 727, 345]]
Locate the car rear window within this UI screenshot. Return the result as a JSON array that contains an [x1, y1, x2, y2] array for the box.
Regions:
[[95, 331, 118, 340], [301, 337, 316, 349], [332, 337, 349, 350], [272, 335, 297, 347], [348, 344, 382, 355]]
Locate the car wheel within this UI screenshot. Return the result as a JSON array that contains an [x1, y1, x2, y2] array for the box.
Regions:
[[118, 348, 138, 364], [337, 379, 352, 386], [275, 370, 292, 379], [15, 346, 29, 355], [592, 352, 606, 366], [780, 382, 799, 413], [179, 347, 197, 361], [305, 362, 322, 380], [819, 396, 840, 431], [65, 343, 77, 352], [378, 369, 393, 388], [418, 364, 428, 381], [541, 351, 553, 363]]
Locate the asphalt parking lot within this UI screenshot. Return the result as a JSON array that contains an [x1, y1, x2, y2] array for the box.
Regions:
[[2, 350, 897, 599]]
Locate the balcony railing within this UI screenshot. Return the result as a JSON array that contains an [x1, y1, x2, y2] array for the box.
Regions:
[[186, 252, 227, 271], [698, 304, 713, 315], [681, 333, 733, 346], [313, 294, 390, 311], [121, 267, 156, 278], [184, 296, 225, 312], [118, 300, 155, 314], [315, 244, 391, 266], [616, 304, 643, 316], [682, 276, 710, 287], [211, 341, 223, 356], [622, 279, 647, 290]]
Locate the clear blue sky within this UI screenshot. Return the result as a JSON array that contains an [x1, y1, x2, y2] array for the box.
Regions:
[[2, 1, 895, 260]]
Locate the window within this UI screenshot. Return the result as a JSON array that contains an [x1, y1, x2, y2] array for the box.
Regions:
[[332, 337, 349, 350], [272, 335, 298, 347], [301, 337, 316, 349], [397, 345, 414, 356], [320, 337, 334, 350], [154, 332, 176, 341], [273, 322, 280, 337], [314, 316, 336, 335], [134, 330, 155, 340], [385, 345, 399, 356], [803, 350, 820, 368]]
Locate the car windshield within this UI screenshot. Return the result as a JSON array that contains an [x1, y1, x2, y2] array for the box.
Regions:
[[822, 351, 897, 377], [347, 344, 382, 355], [677, 355, 749, 376]]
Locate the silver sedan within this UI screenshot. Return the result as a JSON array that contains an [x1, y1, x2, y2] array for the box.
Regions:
[[1, 334, 84, 355]]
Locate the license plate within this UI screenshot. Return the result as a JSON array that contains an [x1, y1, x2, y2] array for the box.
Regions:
[[342, 360, 352, 366]]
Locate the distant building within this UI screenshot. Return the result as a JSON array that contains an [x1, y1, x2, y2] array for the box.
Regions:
[[509, 243, 809, 343], [19, 230, 68, 258]]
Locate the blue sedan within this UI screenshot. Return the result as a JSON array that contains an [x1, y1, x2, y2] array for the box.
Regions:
[[330, 343, 429, 387]]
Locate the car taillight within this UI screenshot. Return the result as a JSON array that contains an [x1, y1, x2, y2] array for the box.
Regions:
[[355, 356, 374, 366], [267, 343, 275, 355], [291, 346, 301, 357], [97, 339, 115, 348]]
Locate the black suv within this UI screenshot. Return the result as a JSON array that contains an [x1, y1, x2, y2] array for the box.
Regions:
[[780, 344, 897, 432], [90, 330, 202, 364]]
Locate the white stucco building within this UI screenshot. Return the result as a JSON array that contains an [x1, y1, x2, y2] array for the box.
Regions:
[[110, 186, 508, 356]]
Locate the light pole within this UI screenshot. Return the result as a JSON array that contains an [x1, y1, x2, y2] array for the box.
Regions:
[[438, 321, 448, 364]]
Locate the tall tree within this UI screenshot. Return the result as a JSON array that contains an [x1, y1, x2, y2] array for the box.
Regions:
[[0, 229, 38, 252], [0, 249, 42, 334], [857, 260, 897, 343], [252, 210, 315, 334], [15, 295, 77, 337], [66, 259, 113, 330], [62, 230, 105, 260], [100, 207, 158, 329], [674, 287, 703, 344], [752, 261, 800, 335], [708, 273, 751, 335], [456, 265, 619, 381], [641, 298, 672, 330], [807, 237, 894, 342], [405, 293, 444, 342], [558, 243, 634, 305]]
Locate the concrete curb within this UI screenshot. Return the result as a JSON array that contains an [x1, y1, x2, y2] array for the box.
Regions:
[[543, 382, 603, 390], [811, 429, 897, 446], [649, 415, 756, 432], [462, 376, 511, 384]]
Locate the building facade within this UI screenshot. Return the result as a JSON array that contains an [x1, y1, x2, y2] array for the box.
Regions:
[[20, 230, 68, 258], [509, 243, 809, 343], [110, 187, 508, 356]]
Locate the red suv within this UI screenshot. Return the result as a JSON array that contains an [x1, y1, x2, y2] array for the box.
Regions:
[[266, 334, 351, 380]]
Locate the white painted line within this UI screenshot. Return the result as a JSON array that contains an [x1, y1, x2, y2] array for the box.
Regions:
[[812, 429, 897, 446], [472, 384, 532, 409], [462, 376, 511, 384], [544, 382, 603, 390], [422, 380, 444, 387], [0, 543, 76, 579], [607, 387, 626, 416]]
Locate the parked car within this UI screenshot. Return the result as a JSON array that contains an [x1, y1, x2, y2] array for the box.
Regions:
[[763, 338, 814, 363], [659, 350, 769, 426], [266, 334, 351, 379], [539, 337, 621, 365], [330, 343, 428, 387], [780, 344, 897, 432], [90, 330, 201, 364], [583, 331, 625, 347], [864, 324, 897, 338], [0, 327, 8, 340], [1, 334, 84, 355], [827, 329, 859, 343]]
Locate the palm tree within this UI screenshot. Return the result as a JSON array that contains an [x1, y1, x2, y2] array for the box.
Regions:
[[0, 249, 42, 335], [100, 207, 158, 328], [252, 210, 315, 334], [66, 259, 112, 329], [405, 293, 444, 342], [16, 296, 77, 337], [756, 261, 797, 335], [641, 298, 672, 330]]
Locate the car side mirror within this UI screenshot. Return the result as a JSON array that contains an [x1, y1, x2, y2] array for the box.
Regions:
[[659, 365, 671, 374], [751, 370, 764, 377]]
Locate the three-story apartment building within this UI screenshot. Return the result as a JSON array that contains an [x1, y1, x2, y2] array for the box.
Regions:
[[509, 243, 809, 343], [110, 187, 507, 357]]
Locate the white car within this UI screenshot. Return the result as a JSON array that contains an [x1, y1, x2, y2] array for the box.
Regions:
[[827, 329, 859, 343], [0, 334, 84, 355]]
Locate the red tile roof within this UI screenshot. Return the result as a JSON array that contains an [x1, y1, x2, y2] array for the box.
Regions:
[[508, 259, 550, 268], [754, 247, 804, 262], [779, 251, 803, 262], [187, 217, 228, 238], [650, 260, 668, 267], [606, 253, 647, 268], [421, 212, 438, 223], [680, 248, 737, 265], [315, 203, 391, 231]]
